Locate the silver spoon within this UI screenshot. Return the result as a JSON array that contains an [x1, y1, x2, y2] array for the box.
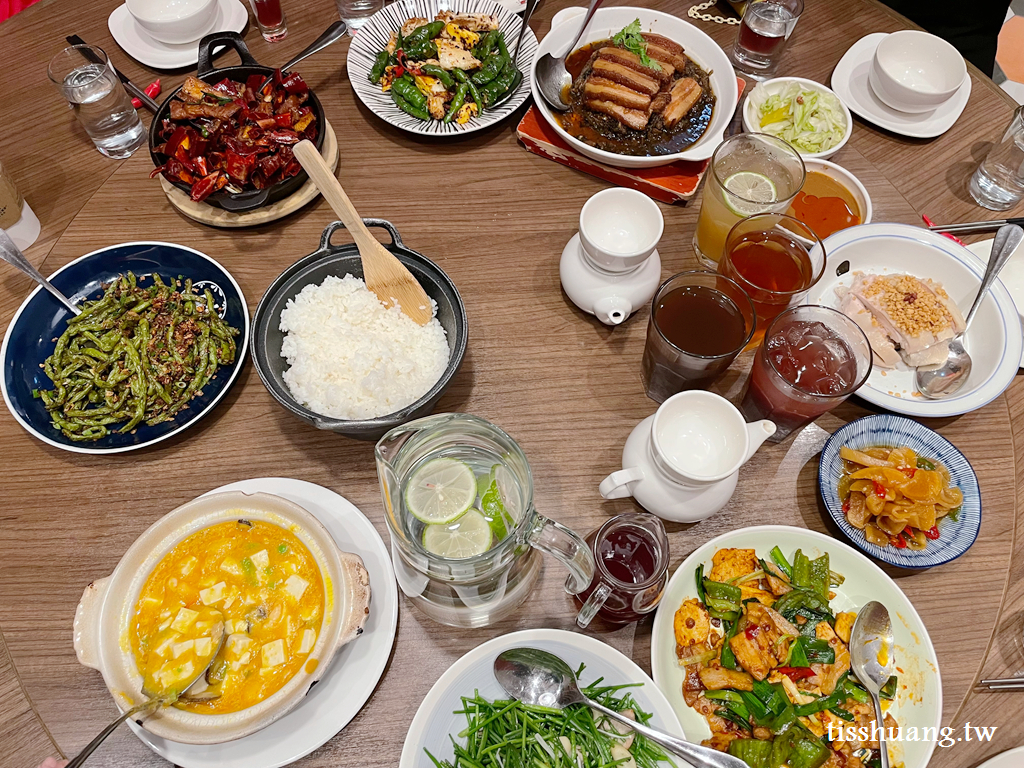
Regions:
[[849, 601, 893, 768], [534, 0, 604, 111], [66, 621, 226, 768], [0, 228, 80, 316], [494, 647, 749, 768], [489, 0, 540, 109], [916, 223, 1024, 399], [254, 20, 348, 93]]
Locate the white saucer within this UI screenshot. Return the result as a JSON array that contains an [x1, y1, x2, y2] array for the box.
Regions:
[[967, 237, 1024, 367], [127, 478, 399, 768], [108, 0, 248, 70], [978, 746, 1024, 768], [830, 33, 971, 139]]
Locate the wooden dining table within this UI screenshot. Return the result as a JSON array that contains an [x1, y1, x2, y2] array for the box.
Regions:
[[2, 0, 1024, 765]]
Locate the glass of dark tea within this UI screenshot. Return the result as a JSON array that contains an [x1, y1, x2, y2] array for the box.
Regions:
[[741, 305, 873, 441], [718, 213, 825, 348], [731, 0, 804, 79], [249, 0, 287, 41], [641, 271, 757, 403], [573, 512, 669, 628]]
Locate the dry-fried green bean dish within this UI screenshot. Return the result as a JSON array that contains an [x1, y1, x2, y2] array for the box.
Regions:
[[33, 272, 239, 441]]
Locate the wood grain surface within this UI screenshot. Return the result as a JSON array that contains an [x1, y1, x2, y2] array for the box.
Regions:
[[1, 0, 1024, 767]]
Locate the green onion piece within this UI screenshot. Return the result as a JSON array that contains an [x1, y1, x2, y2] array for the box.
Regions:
[[769, 546, 793, 579], [879, 674, 898, 700]]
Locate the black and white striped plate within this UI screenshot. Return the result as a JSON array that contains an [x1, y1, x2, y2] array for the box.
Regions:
[[348, 0, 537, 136]]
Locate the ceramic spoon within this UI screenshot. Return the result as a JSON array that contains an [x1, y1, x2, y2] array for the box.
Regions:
[[494, 647, 750, 768], [916, 224, 1024, 399], [848, 601, 894, 768], [0, 228, 80, 315], [66, 620, 226, 768], [534, 0, 604, 111], [292, 139, 433, 325]]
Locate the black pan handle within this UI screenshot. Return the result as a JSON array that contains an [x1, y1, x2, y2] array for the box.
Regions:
[[320, 219, 405, 251], [217, 188, 271, 212], [197, 31, 261, 77]]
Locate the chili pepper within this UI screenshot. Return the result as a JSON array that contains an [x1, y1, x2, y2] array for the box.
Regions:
[[443, 83, 469, 123], [390, 88, 430, 120], [923, 525, 941, 540], [901, 467, 917, 478], [279, 71, 309, 95], [392, 75, 427, 110], [841, 498, 851, 515], [422, 64, 455, 88], [472, 50, 507, 85], [891, 532, 908, 549], [131, 79, 162, 109], [745, 625, 759, 640], [369, 50, 390, 83], [189, 170, 228, 202], [777, 667, 816, 681], [472, 30, 498, 59], [402, 19, 444, 49], [872, 480, 886, 498]]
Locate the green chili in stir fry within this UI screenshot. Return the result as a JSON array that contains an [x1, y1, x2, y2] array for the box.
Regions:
[[33, 272, 239, 441]]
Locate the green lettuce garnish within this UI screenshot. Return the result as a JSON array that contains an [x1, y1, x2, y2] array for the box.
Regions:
[[612, 19, 662, 71]]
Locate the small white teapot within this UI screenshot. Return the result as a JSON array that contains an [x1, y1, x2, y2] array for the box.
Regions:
[[560, 188, 663, 326], [599, 390, 776, 523]]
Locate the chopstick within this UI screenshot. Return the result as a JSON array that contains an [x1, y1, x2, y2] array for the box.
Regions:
[[978, 677, 1024, 690], [65, 35, 161, 114], [927, 217, 1024, 235]]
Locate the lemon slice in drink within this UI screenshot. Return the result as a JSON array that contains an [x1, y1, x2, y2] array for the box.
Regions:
[[422, 509, 493, 559], [723, 171, 778, 217], [404, 457, 477, 525]]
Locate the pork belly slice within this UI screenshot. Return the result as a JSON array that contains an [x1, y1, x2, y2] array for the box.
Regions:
[[590, 58, 661, 96], [641, 33, 689, 70], [596, 47, 670, 84], [650, 91, 671, 115], [661, 78, 702, 128], [586, 99, 650, 130], [583, 77, 652, 110]]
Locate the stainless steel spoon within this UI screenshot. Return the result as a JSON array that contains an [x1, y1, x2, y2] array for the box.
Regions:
[[916, 223, 1024, 399], [489, 0, 540, 109], [0, 228, 80, 316], [254, 20, 349, 93], [494, 647, 749, 768], [66, 621, 226, 768], [534, 0, 604, 111], [849, 601, 894, 768]]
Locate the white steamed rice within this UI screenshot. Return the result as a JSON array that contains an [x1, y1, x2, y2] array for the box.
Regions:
[[279, 274, 449, 420]]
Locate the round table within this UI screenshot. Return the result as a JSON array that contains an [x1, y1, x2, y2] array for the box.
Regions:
[[1, 0, 1023, 766]]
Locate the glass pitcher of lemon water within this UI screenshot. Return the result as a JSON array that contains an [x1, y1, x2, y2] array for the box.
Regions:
[[375, 413, 595, 627]]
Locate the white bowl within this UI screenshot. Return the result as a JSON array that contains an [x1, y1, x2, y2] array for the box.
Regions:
[[579, 188, 664, 272], [126, 0, 218, 44], [868, 30, 966, 114], [799, 157, 873, 225], [531, 6, 738, 168], [73, 491, 371, 745], [741, 76, 853, 160]]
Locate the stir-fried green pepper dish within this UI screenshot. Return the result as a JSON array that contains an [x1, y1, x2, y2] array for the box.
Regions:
[[34, 272, 239, 441], [427, 665, 671, 768]]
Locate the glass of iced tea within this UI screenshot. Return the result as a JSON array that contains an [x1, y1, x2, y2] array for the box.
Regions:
[[719, 212, 825, 346], [732, 0, 804, 79], [694, 133, 805, 269], [641, 271, 757, 402], [741, 305, 873, 442]]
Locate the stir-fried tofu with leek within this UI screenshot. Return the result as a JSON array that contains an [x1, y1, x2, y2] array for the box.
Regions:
[[132, 519, 325, 714], [675, 547, 900, 768]]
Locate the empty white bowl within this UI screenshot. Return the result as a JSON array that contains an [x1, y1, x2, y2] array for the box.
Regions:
[[125, 0, 218, 44], [578, 188, 664, 272], [868, 30, 966, 114]]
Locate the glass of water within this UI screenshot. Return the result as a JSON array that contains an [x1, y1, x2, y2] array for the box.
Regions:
[[731, 0, 804, 79], [47, 45, 145, 160], [335, 0, 383, 34], [969, 105, 1024, 212]]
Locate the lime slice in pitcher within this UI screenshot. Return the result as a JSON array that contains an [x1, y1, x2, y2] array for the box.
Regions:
[[723, 171, 777, 216], [405, 457, 477, 524], [422, 509, 493, 559]]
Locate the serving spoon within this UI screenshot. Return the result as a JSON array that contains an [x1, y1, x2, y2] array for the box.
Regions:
[[292, 139, 433, 325], [534, 0, 604, 111], [489, 0, 540, 110], [0, 229, 80, 315], [253, 20, 348, 94], [848, 601, 894, 768], [66, 619, 226, 768], [916, 223, 1024, 399], [493, 647, 749, 768]]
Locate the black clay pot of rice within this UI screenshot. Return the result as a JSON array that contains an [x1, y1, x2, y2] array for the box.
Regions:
[[250, 219, 468, 441]]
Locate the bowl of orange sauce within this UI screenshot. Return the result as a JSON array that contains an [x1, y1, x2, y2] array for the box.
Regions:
[[787, 158, 873, 240]]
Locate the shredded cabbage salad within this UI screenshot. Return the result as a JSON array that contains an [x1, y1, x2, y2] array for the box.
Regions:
[[751, 82, 848, 154]]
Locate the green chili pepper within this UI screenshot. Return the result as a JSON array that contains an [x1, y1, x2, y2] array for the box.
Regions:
[[403, 19, 444, 48], [392, 74, 427, 109], [471, 50, 507, 85], [369, 50, 390, 83], [391, 88, 430, 120], [421, 64, 455, 87], [472, 29, 498, 59], [444, 82, 469, 123]]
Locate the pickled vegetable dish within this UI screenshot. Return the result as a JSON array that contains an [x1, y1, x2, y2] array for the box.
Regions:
[[675, 546, 898, 768], [131, 519, 326, 714], [152, 71, 317, 202], [838, 445, 963, 550], [368, 13, 522, 124]]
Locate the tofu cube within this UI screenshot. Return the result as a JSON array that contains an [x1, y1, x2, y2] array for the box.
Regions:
[[194, 636, 213, 658], [298, 628, 316, 655], [171, 639, 195, 659], [159, 659, 194, 688], [225, 633, 253, 660], [169, 608, 199, 633], [179, 556, 198, 576], [251, 549, 269, 571], [199, 581, 228, 606], [283, 575, 309, 601], [220, 557, 242, 576], [261, 638, 286, 668], [153, 634, 177, 658]]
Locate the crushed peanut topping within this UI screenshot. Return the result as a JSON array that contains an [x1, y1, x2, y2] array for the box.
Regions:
[[861, 275, 953, 337]]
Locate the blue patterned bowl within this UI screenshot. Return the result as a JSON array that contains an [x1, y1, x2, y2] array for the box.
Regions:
[[818, 414, 980, 568], [1, 242, 248, 454]]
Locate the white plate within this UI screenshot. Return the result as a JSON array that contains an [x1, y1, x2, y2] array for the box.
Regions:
[[348, 0, 537, 136], [128, 478, 399, 768], [968, 237, 1024, 367], [978, 746, 1024, 768], [830, 33, 971, 139], [108, 0, 248, 71], [804, 222, 1022, 417], [401, 628, 682, 768], [651, 525, 942, 768]]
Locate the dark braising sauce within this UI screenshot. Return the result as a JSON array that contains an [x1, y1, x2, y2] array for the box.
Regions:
[[556, 39, 716, 157]]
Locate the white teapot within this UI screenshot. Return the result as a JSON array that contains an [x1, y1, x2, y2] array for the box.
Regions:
[[599, 390, 776, 522]]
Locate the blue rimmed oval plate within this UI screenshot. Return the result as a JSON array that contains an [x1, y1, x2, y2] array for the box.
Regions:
[[1, 242, 249, 454], [818, 414, 981, 568]]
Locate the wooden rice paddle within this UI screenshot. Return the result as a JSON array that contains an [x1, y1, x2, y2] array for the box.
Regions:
[[292, 140, 433, 325]]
